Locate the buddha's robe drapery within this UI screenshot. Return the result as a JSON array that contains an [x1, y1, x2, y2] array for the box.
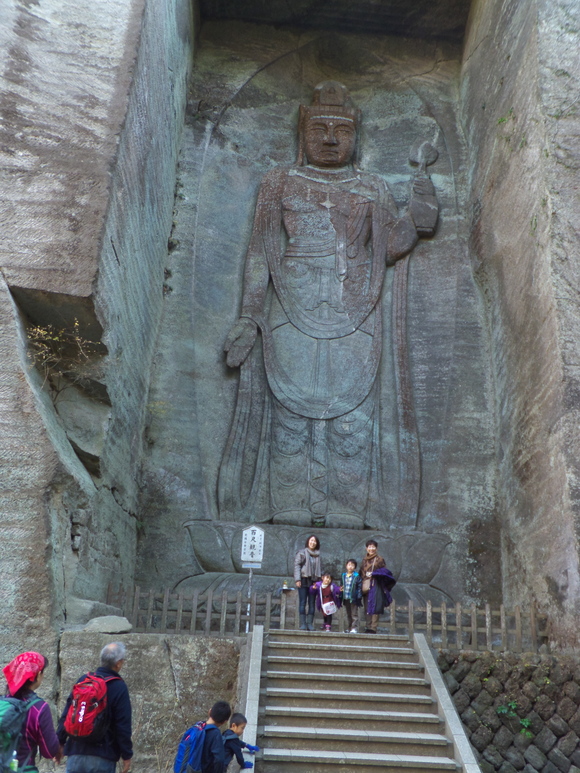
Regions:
[[219, 164, 420, 529]]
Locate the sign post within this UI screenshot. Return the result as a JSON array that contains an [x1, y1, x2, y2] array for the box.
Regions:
[[241, 526, 264, 633]]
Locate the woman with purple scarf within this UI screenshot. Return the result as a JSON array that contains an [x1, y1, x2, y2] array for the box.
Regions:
[[360, 539, 396, 633]]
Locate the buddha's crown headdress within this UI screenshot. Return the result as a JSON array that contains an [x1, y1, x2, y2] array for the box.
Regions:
[[297, 81, 361, 165]]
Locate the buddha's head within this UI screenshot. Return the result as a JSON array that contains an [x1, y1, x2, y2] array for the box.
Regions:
[[298, 81, 360, 168]]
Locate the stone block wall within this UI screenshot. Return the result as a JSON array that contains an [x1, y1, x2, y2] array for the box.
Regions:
[[440, 650, 580, 772]]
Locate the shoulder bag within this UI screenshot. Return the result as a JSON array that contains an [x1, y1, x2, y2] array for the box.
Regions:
[[320, 586, 337, 616], [362, 558, 377, 595]]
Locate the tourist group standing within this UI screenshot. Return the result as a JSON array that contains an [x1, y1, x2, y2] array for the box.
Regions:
[[294, 536, 396, 633]]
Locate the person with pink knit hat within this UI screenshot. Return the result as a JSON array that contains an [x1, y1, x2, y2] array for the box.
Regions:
[[2, 651, 62, 771]]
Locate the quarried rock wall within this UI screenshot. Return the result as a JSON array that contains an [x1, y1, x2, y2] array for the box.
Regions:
[[0, 0, 193, 673], [460, 0, 580, 647]]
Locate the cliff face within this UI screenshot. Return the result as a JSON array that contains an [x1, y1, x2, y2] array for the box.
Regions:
[[0, 0, 193, 672], [460, 0, 580, 648]]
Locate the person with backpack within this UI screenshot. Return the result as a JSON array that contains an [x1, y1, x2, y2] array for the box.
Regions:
[[1, 651, 62, 772], [174, 701, 231, 773], [57, 642, 132, 773]]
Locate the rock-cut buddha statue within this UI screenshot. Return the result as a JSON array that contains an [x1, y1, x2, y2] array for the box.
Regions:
[[219, 81, 438, 530]]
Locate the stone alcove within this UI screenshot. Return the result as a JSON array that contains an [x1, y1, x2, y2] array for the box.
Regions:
[[136, 10, 498, 607]]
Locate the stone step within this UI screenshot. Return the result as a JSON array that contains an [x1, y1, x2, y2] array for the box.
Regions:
[[259, 748, 459, 772], [264, 670, 431, 695], [267, 640, 419, 662], [267, 630, 411, 647], [261, 705, 443, 733], [266, 655, 423, 676], [264, 686, 434, 711], [260, 724, 451, 756]]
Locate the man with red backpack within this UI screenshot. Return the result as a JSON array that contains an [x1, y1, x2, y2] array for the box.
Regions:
[[57, 642, 133, 773]]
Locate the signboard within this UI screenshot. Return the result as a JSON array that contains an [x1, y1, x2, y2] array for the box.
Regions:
[[242, 562, 262, 569], [241, 526, 264, 563]]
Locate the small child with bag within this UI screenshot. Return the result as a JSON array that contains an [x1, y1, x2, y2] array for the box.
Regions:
[[310, 573, 342, 631]]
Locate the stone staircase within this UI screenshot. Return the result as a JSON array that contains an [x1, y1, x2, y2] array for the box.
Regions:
[[253, 629, 477, 773]]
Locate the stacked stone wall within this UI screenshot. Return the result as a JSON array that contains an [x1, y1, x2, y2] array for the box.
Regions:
[[440, 650, 580, 773]]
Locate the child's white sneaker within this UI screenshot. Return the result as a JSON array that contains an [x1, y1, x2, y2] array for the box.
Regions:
[[349, 628, 358, 633]]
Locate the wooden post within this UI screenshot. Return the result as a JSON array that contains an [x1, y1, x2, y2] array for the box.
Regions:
[[485, 603, 492, 651], [456, 602, 462, 649], [235, 592, 242, 635], [264, 593, 272, 631], [119, 587, 128, 619], [145, 589, 155, 633], [160, 588, 170, 633], [204, 590, 213, 636], [390, 602, 396, 634], [515, 605, 522, 652], [408, 600, 414, 642], [470, 603, 478, 650], [131, 586, 141, 629], [250, 592, 257, 632], [441, 601, 447, 649], [280, 592, 287, 630], [500, 604, 507, 651], [175, 593, 184, 634], [190, 590, 199, 635], [220, 591, 228, 636], [426, 600, 433, 645]]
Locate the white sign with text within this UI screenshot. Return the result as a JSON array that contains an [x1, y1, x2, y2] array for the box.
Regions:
[[240, 526, 265, 563]]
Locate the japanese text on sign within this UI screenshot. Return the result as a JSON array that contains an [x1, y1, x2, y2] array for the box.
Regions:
[[240, 526, 264, 563]]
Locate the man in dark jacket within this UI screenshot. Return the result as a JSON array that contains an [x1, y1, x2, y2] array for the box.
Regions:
[[58, 642, 133, 773]]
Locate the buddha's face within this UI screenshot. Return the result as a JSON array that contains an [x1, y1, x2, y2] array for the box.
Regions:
[[304, 116, 356, 168]]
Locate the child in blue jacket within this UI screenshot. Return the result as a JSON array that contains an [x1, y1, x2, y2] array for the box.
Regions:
[[340, 559, 363, 633]]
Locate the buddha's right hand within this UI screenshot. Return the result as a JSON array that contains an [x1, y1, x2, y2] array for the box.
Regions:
[[224, 318, 258, 367]]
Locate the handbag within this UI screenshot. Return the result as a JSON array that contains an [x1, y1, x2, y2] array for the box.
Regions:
[[320, 587, 337, 616], [362, 558, 377, 595]]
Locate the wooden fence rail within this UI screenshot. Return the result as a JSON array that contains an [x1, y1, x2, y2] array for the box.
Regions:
[[107, 586, 549, 653]]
